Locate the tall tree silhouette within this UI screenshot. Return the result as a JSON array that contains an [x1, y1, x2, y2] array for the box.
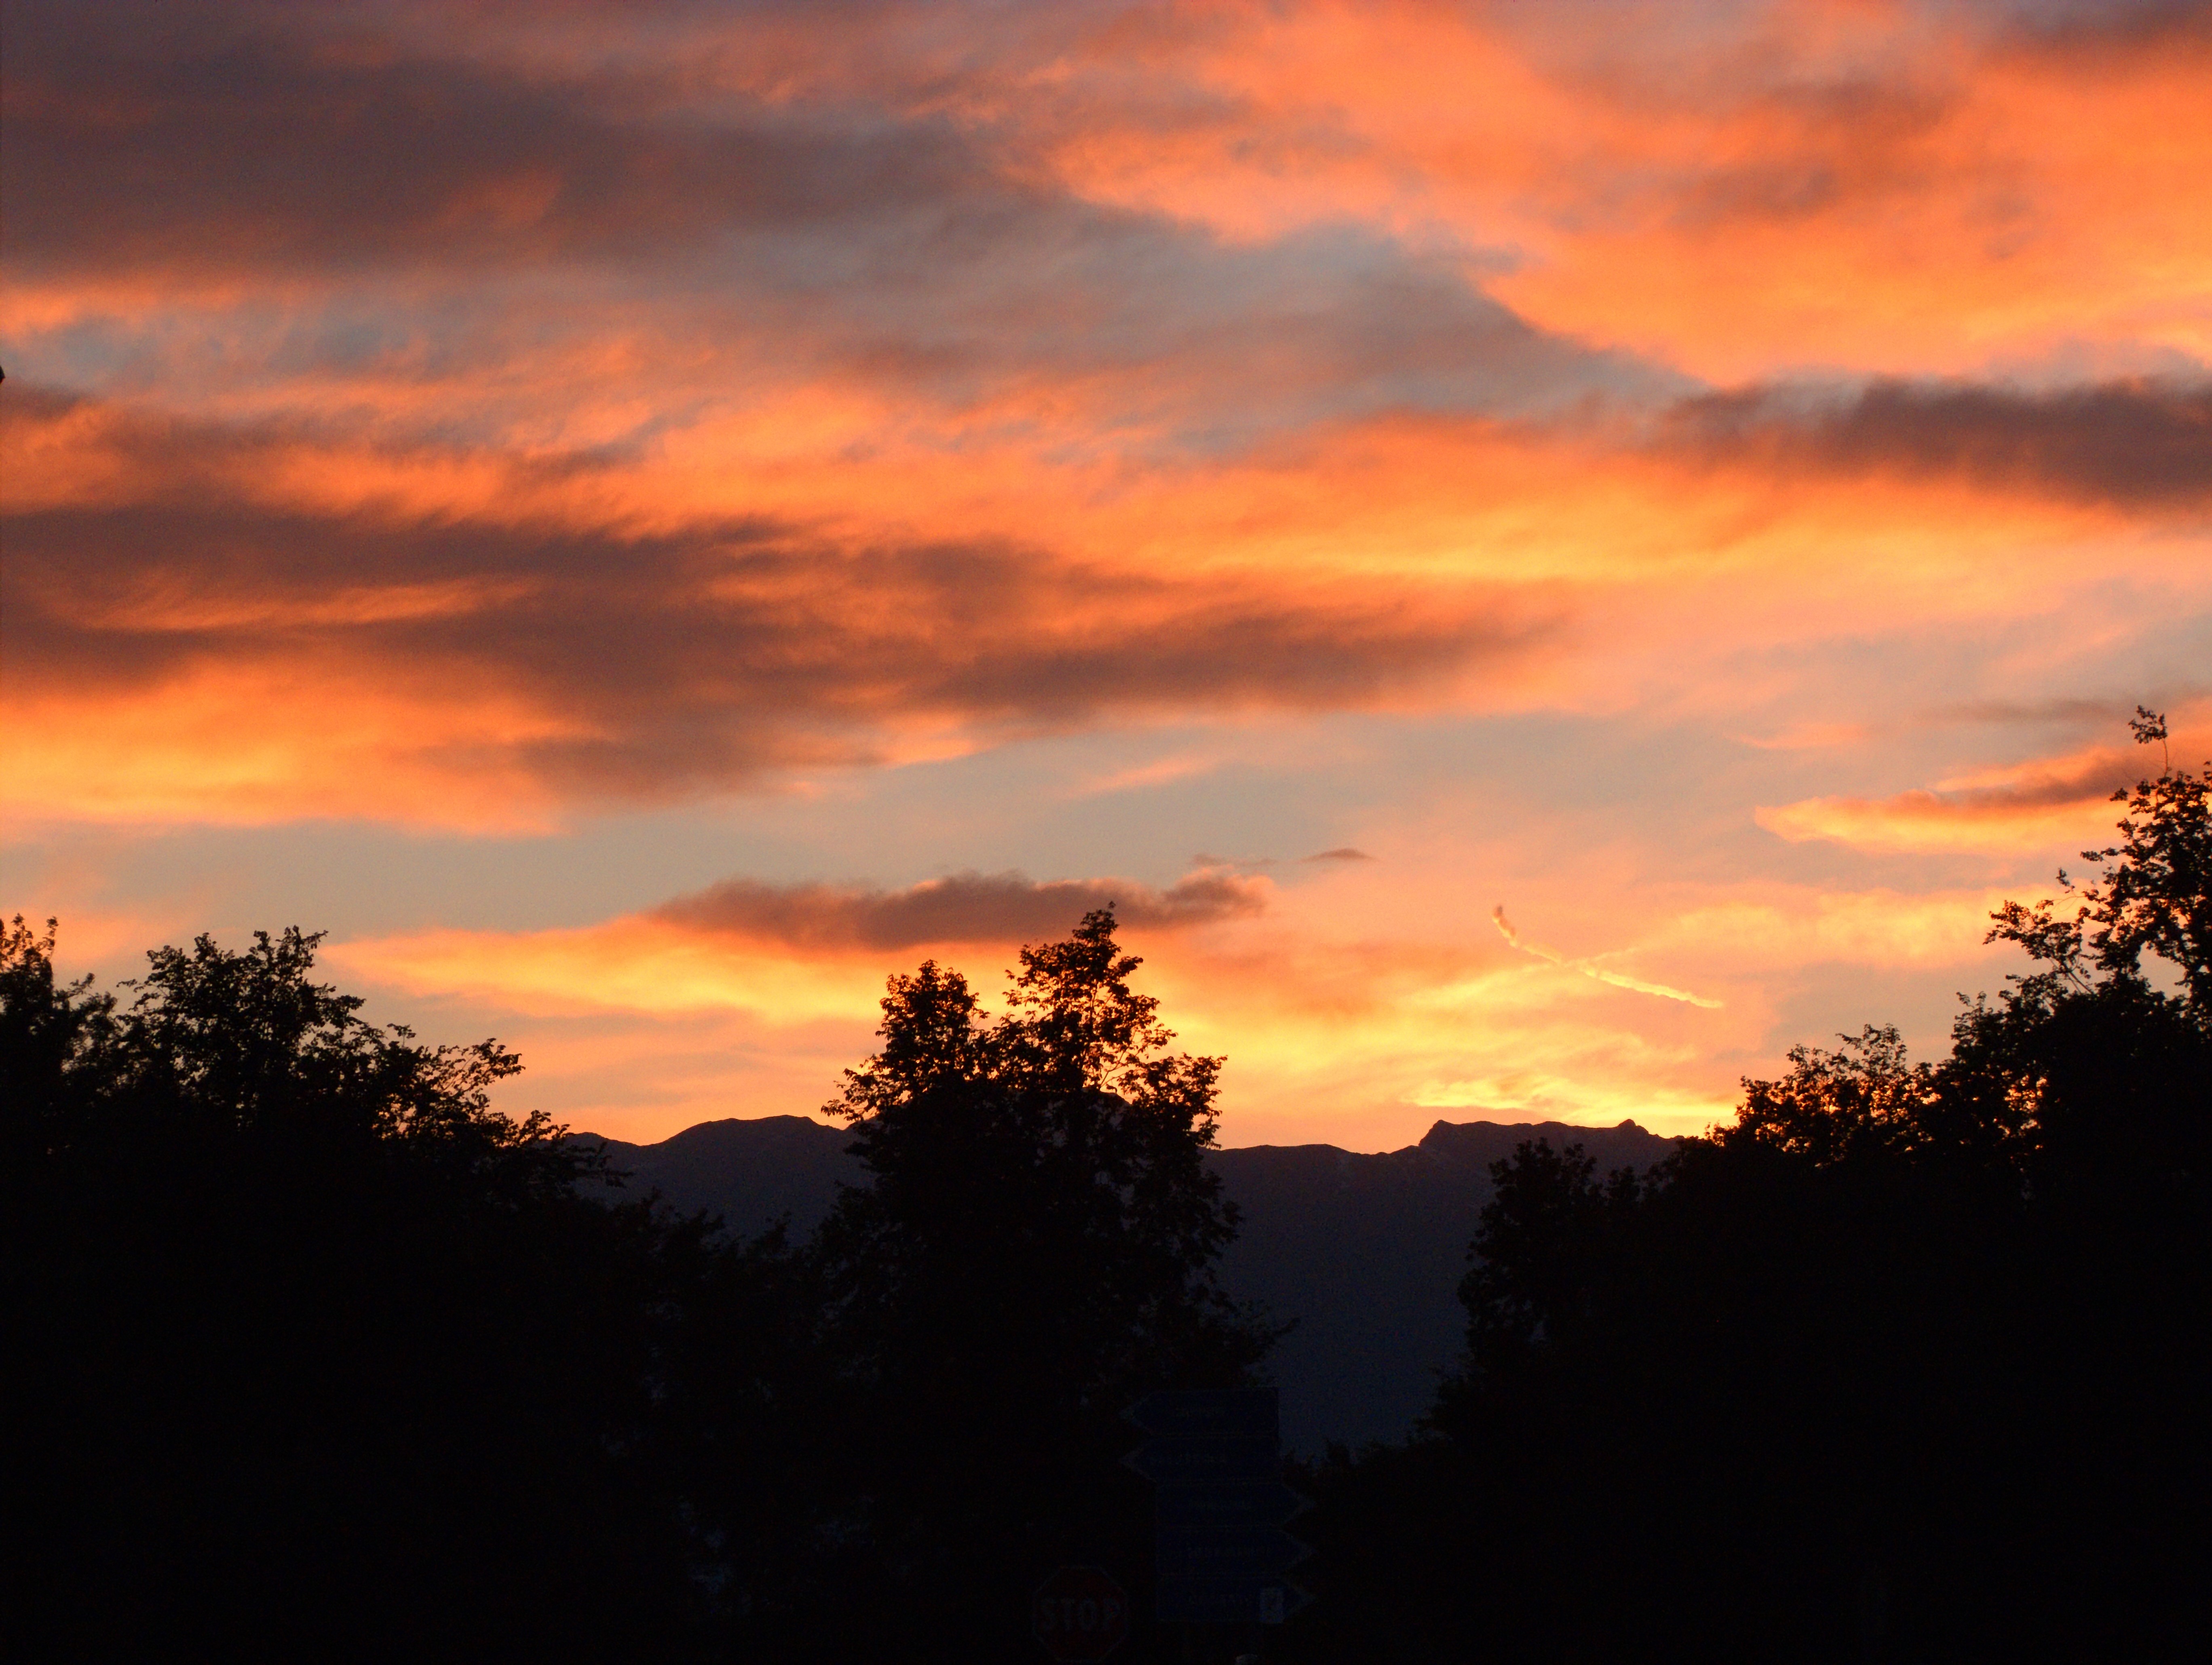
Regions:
[[813, 908, 1270, 1658]]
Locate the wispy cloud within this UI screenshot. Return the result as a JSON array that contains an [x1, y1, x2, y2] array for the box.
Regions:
[[1754, 737, 2193, 854]]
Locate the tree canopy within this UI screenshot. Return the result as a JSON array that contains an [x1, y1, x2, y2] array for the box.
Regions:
[[9, 908, 1270, 1662], [813, 909, 1271, 1657], [8, 921, 823, 1659], [1987, 706, 2209, 1014], [15, 714, 2202, 1661], [1288, 712, 2209, 1664], [822, 909, 1256, 1391]]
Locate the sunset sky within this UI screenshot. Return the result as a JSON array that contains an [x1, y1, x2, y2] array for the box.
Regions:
[[5, 0, 2207, 1149]]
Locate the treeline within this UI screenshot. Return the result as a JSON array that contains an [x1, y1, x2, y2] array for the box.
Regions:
[[11, 911, 1264, 1661], [1293, 713, 2208, 1662], [9, 715, 2207, 1661]]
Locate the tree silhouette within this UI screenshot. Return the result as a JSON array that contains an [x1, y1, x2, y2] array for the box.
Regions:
[[1452, 1135, 1642, 1381], [1285, 710, 2209, 1664], [8, 921, 819, 1660], [1987, 706, 2209, 1013], [8, 909, 1277, 1661], [812, 908, 1271, 1658], [17, 712, 2200, 1660]]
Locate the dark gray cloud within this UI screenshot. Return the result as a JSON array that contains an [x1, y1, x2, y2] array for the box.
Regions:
[[1836, 748, 2149, 828], [654, 868, 1266, 949], [4, 2, 1675, 443], [3, 5, 987, 277], [1300, 847, 1374, 863], [1662, 378, 2212, 510], [2000, 0, 2212, 56]]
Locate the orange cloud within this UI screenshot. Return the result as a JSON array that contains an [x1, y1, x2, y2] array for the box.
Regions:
[[1022, 1, 2212, 381], [6, 0, 2208, 1154], [2, 657, 595, 832], [337, 917, 894, 1024], [10, 371, 2201, 829], [6, 391, 1568, 826], [1756, 728, 2208, 855]]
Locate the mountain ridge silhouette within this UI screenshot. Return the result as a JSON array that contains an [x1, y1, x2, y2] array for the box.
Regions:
[[582, 1113, 1679, 1449]]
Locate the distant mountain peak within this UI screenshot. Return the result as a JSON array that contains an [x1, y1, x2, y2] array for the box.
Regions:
[[1413, 1116, 1670, 1161], [582, 1111, 1679, 1451]]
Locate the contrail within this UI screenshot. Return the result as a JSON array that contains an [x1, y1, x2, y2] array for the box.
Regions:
[[1491, 906, 1722, 1009]]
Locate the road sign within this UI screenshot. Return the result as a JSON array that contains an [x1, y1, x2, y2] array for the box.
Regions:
[[1120, 1434, 1280, 1485], [1155, 1526, 1312, 1581], [1124, 1388, 1280, 1437], [1154, 1481, 1311, 1529], [1258, 1583, 1313, 1626], [1155, 1576, 1315, 1626], [1122, 1387, 1314, 1627], [1032, 1566, 1129, 1662]]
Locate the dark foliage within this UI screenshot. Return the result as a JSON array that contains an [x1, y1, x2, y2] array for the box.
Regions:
[[6, 922, 823, 1661], [580, 1111, 1682, 1452], [1284, 714, 2210, 1663], [1986, 706, 2210, 1014], [16, 717, 2202, 1660], [806, 909, 1273, 1659], [8, 908, 1268, 1662]]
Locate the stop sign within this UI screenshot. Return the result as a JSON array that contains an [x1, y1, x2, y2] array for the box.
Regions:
[[1032, 1565, 1130, 1661]]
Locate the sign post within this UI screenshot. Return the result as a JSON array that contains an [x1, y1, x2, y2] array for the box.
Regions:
[[1122, 1389, 1314, 1628]]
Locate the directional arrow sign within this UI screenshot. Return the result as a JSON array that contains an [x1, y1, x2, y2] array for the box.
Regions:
[[1154, 1481, 1311, 1529], [1155, 1526, 1312, 1581], [1123, 1388, 1279, 1438], [1120, 1435, 1279, 1486], [1155, 1577, 1315, 1626]]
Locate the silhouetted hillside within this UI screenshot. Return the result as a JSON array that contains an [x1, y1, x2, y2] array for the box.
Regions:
[[589, 1115, 857, 1235], [583, 1113, 1677, 1449], [1215, 1118, 1677, 1448]]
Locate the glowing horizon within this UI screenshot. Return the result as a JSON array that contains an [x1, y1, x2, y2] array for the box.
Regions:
[[5, 0, 2207, 1149]]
